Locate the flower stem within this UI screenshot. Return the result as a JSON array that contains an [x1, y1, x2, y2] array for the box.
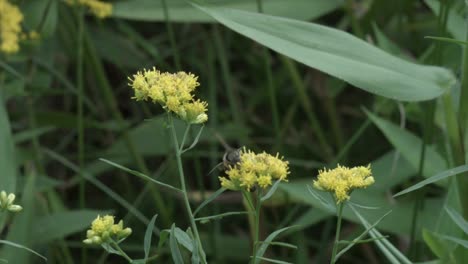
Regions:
[[111, 241, 133, 263], [251, 190, 262, 264], [330, 203, 344, 264], [168, 114, 206, 263]]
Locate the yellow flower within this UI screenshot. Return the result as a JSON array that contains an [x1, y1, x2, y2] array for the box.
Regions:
[[83, 215, 132, 245], [67, 0, 112, 19], [0, 0, 24, 54], [219, 148, 289, 191], [129, 67, 208, 124], [313, 165, 374, 204]]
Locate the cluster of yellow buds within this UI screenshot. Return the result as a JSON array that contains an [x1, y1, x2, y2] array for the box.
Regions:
[[129, 68, 208, 124], [0, 191, 22, 213], [219, 148, 289, 191], [66, 0, 112, 19], [313, 165, 374, 204], [83, 215, 132, 245], [0, 0, 24, 54]]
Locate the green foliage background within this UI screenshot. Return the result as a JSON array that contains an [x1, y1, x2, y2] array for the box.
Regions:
[[0, 0, 467, 263]]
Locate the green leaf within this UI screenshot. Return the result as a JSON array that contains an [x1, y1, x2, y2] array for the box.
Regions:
[[350, 204, 412, 264], [254, 256, 292, 264], [261, 180, 282, 202], [365, 109, 447, 178], [196, 5, 455, 101], [193, 188, 226, 216], [335, 210, 392, 261], [195, 211, 249, 224], [174, 227, 194, 252], [113, 0, 341, 22], [254, 225, 299, 264], [170, 224, 185, 264], [0, 240, 46, 262], [425, 0, 464, 40], [22, 0, 58, 37], [437, 234, 468, 249], [0, 93, 16, 193], [144, 214, 158, 261], [31, 210, 107, 244], [100, 158, 182, 193], [423, 229, 455, 261], [393, 165, 468, 197], [445, 207, 468, 234]]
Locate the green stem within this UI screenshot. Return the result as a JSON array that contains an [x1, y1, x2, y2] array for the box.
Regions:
[[168, 114, 206, 264], [179, 124, 191, 152], [251, 190, 262, 264], [111, 241, 133, 263], [330, 203, 344, 264]]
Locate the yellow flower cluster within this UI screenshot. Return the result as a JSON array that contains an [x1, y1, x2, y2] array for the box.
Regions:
[[0, 190, 22, 213], [129, 68, 208, 124], [219, 148, 289, 191], [67, 0, 112, 19], [313, 165, 374, 204], [0, 0, 23, 54], [83, 215, 132, 245]]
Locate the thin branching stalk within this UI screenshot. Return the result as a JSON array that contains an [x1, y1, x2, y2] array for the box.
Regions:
[[168, 114, 206, 264], [330, 203, 344, 264]]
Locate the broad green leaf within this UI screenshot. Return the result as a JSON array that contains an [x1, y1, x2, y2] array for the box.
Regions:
[[31, 210, 107, 244], [0, 93, 16, 193], [197, 5, 456, 101], [365, 110, 447, 177], [394, 165, 468, 197], [144, 214, 158, 261], [113, 0, 341, 22], [254, 225, 299, 264]]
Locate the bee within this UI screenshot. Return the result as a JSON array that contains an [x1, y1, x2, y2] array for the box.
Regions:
[[222, 147, 241, 170], [208, 147, 242, 175]]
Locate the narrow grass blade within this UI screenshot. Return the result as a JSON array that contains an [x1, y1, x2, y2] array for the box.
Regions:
[[99, 158, 182, 193], [181, 125, 204, 154], [254, 225, 300, 264], [170, 224, 184, 264], [195, 211, 249, 223], [445, 207, 468, 234], [261, 180, 282, 202], [258, 241, 298, 250], [394, 165, 468, 197], [335, 210, 392, 260], [306, 185, 335, 212], [253, 256, 292, 264], [193, 187, 226, 216], [0, 240, 47, 262], [144, 214, 158, 261], [350, 204, 412, 264], [425, 36, 468, 46], [437, 234, 468, 249]]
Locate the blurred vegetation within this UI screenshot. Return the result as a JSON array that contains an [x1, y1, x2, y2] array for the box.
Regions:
[[0, 0, 467, 263]]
